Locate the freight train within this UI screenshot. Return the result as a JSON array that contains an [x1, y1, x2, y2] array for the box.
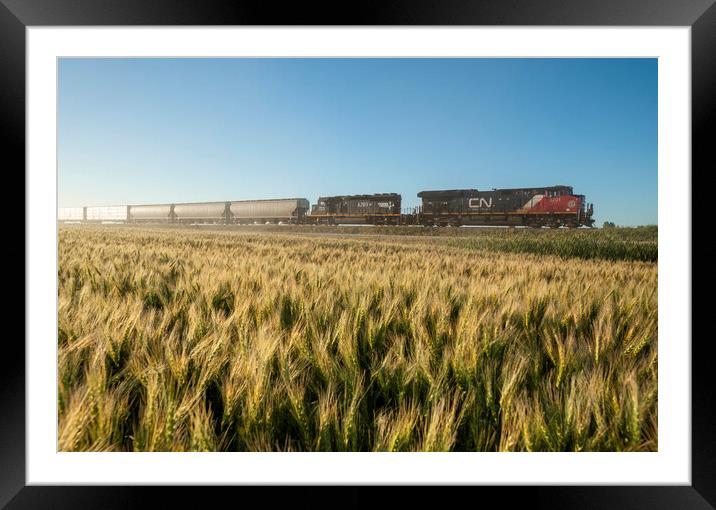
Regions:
[[58, 185, 594, 228]]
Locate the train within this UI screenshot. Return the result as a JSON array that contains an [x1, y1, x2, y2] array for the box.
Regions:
[[58, 184, 595, 228]]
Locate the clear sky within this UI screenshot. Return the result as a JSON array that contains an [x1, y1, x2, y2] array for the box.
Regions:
[[58, 58, 657, 226]]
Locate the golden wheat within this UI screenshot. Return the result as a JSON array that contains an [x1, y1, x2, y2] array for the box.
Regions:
[[57, 225, 658, 451]]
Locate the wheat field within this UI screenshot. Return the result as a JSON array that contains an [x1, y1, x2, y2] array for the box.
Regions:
[[57, 225, 657, 452]]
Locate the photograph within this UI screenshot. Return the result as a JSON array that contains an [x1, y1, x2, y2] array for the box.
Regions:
[[56, 57, 658, 453]]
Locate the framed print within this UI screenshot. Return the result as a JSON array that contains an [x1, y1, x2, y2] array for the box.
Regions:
[[4, 0, 714, 506]]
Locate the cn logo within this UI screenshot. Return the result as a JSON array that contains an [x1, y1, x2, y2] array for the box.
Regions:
[[568, 200, 576, 208], [468, 198, 493, 208]]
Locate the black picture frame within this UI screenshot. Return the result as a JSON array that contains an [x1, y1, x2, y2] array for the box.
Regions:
[[4, 0, 713, 507]]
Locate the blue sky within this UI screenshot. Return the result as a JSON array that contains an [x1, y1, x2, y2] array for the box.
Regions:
[[58, 58, 657, 226]]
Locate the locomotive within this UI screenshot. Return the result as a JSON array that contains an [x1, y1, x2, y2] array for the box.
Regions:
[[416, 185, 594, 228], [58, 184, 594, 228], [310, 193, 402, 225]]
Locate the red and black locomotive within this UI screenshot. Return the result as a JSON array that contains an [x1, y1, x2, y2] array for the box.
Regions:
[[415, 185, 594, 228]]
